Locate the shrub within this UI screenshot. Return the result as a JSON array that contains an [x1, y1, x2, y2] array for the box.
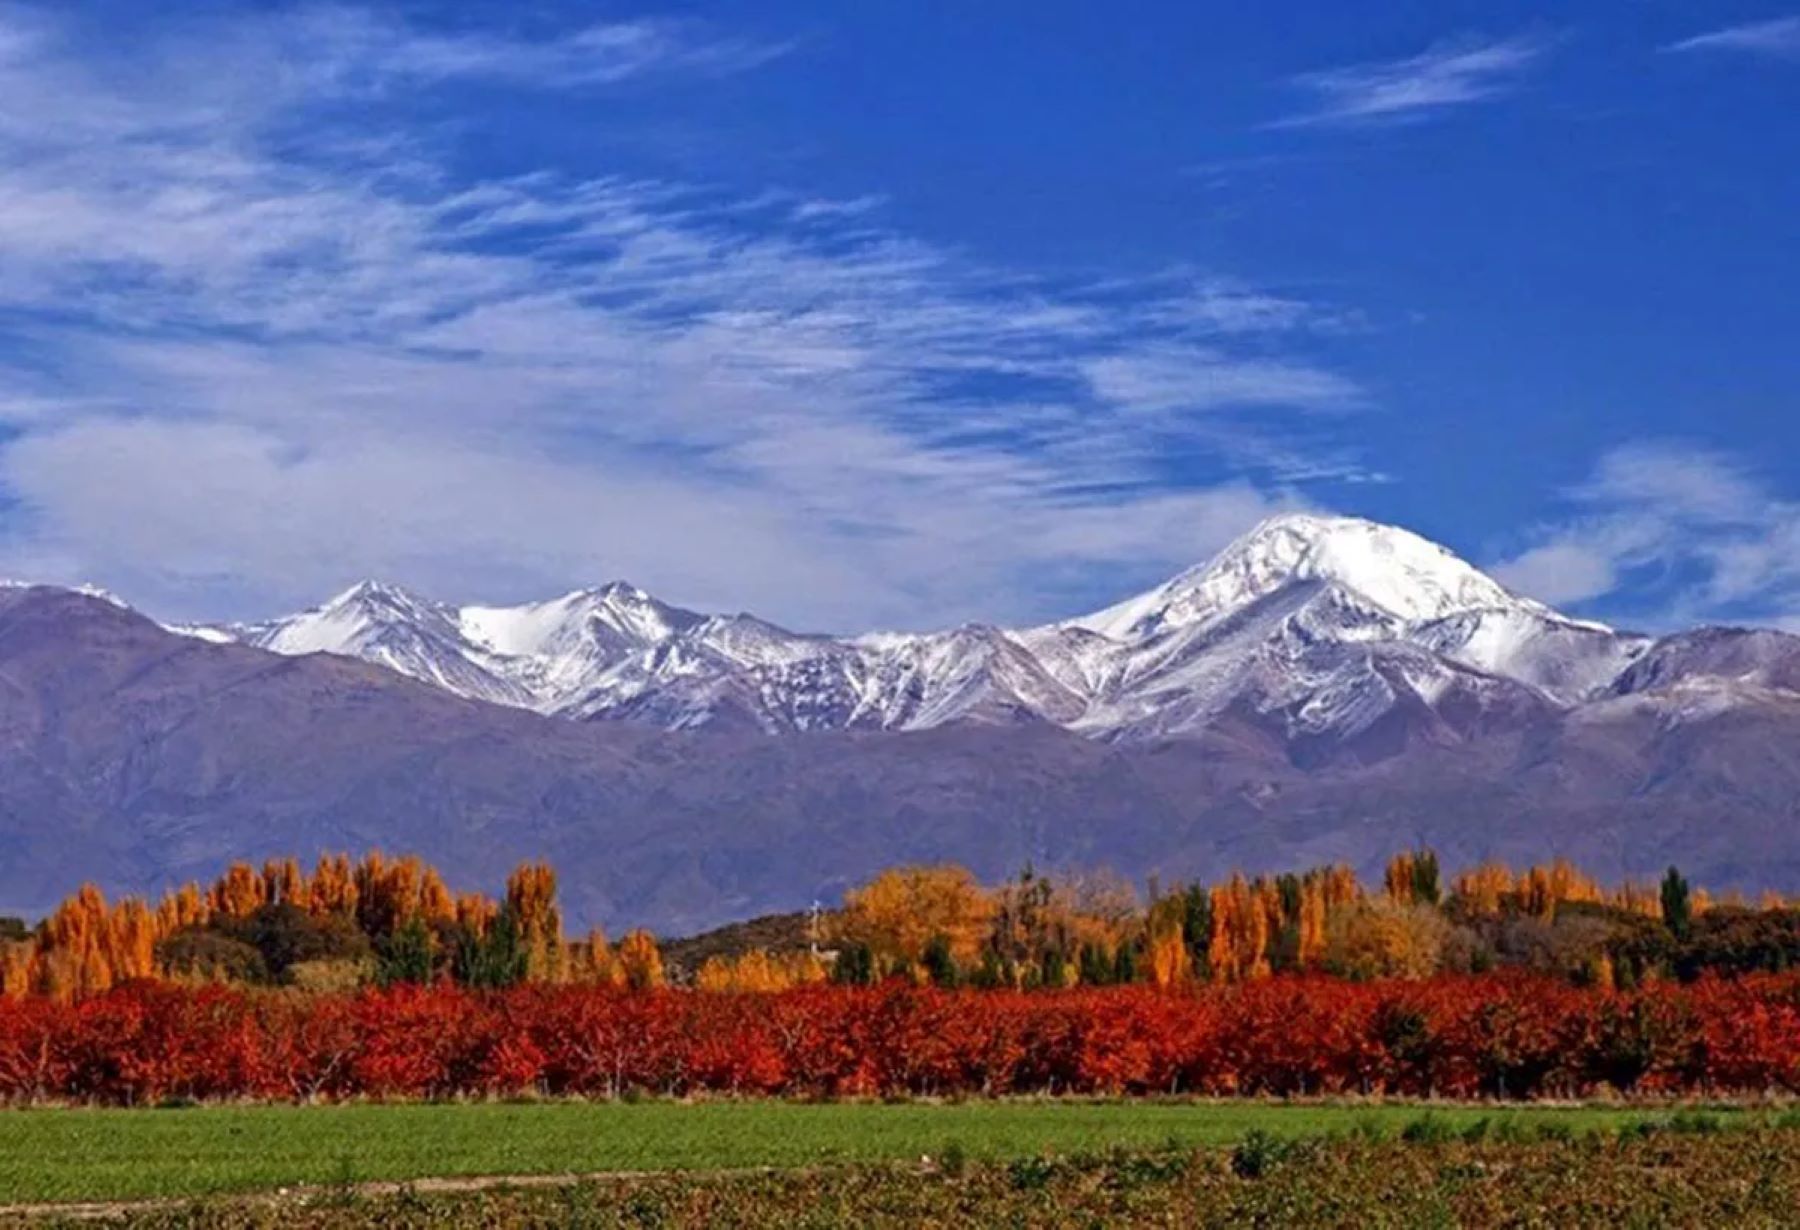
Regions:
[[1400, 1114, 1455, 1144], [221, 905, 371, 983], [156, 930, 269, 985], [1231, 1129, 1290, 1178], [286, 959, 371, 994]]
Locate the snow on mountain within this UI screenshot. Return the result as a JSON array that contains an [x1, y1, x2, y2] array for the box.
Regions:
[[457, 583, 709, 708], [215, 581, 532, 708], [846, 625, 1089, 730], [1042, 514, 1595, 744], [1413, 607, 1651, 706], [1068, 514, 1535, 643], [161, 513, 1792, 753], [1604, 628, 1800, 697]]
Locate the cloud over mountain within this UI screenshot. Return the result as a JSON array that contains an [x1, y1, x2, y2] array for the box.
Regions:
[[0, 5, 1362, 634]]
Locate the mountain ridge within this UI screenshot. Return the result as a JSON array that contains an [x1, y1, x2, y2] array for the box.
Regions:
[[31, 512, 1800, 769], [149, 513, 1701, 757], [4, 574, 1800, 933]]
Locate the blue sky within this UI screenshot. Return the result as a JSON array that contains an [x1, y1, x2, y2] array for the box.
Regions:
[[0, 2, 1795, 632]]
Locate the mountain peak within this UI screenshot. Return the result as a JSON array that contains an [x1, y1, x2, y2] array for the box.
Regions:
[[1071, 512, 1539, 643], [325, 579, 433, 612]]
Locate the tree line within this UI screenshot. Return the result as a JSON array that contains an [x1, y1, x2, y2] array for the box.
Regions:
[[825, 854, 1795, 991], [0, 854, 663, 1001], [1, 848, 1794, 1001]]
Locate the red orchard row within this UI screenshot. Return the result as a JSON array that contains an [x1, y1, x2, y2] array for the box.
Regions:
[[4, 974, 1800, 1105]]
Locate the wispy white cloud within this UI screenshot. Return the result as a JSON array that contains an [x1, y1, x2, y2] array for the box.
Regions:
[[1270, 35, 1549, 129], [1667, 16, 1800, 59], [229, 7, 795, 97], [1490, 443, 1800, 628], [0, 5, 1362, 630], [790, 194, 887, 221], [1082, 347, 1359, 415]]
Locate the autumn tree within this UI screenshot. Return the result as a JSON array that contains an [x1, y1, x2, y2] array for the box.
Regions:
[[697, 949, 827, 992], [109, 898, 158, 983], [1384, 852, 1418, 905], [39, 885, 117, 999], [1450, 863, 1514, 917], [355, 853, 420, 938], [505, 861, 565, 982], [209, 863, 266, 922], [1325, 899, 1447, 980], [841, 865, 994, 976], [1615, 879, 1663, 918], [418, 867, 456, 927], [1207, 874, 1270, 983], [616, 929, 665, 990], [570, 927, 624, 987], [456, 893, 499, 936], [1296, 875, 1329, 969], [1144, 895, 1193, 988], [1384, 849, 1442, 907], [310, 854, 359, 917], [262, 859, 308, 912], [0, 938, 34, 998], [156, 883, 209, 935]]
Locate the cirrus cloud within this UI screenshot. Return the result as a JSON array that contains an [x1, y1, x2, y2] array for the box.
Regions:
[[1269, 35, 1551, 129], [0, 4, 1363, 630]]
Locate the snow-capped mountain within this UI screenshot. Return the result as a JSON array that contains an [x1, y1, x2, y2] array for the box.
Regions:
[[1067, 513, 1538, 643], [171, 513, 1770, 754], [221, 581, 535, 708]]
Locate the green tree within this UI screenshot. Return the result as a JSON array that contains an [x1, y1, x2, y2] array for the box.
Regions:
[[1111, 940, 1139, 985], [831, 940, 875, 986], [1411, 850, 1443, 907], [921, 932, 960, 987], [1662, 867, 1692, 940], [1078, 942, 1113, 986], [454, 911, 529, 988], [223, 903, 370, 982], [1180, 884, 1212, 974], [968, 949, 1007, 989], [376, 915, 436, 986]]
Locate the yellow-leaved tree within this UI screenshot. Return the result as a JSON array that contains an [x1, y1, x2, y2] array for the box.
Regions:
[[839, 865, 995, 974]]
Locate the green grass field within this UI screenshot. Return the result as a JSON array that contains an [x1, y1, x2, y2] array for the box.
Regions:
[[0, 1101, 1755, 1205]]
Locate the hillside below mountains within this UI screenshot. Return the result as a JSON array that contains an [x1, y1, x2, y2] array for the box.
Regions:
[[4, 514, 1800, 931]]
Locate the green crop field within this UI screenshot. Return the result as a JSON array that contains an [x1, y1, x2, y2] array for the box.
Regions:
[[0, 1100, 1759, 1206]]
